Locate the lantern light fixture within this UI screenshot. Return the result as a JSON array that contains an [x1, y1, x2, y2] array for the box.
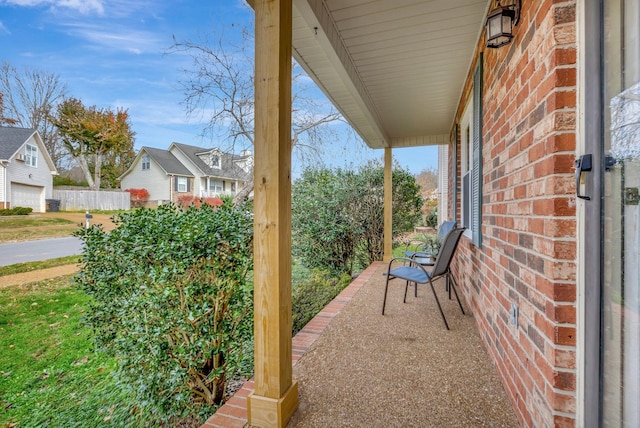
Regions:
[[485, 0, 521, 48]]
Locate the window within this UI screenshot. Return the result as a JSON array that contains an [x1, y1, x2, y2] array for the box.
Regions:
[[25, 144, 37, 167], [210, 154, 220, 168], [212, 180, 223, 193], [231, 182, 236, 193], [141, 155, 150, 170], [177, 176, 188, 192], [460, 59, 483, 247]]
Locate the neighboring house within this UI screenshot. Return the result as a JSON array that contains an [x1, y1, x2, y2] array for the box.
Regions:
[[119, 142, 252, 206], [437, 145, 449, 223], [0, 126, 57, 212]]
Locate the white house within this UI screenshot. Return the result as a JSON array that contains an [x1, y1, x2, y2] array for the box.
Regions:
[[0, 126, 57, 212], [119, 142, 253, 206]]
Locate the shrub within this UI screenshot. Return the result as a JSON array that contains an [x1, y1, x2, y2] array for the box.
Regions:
[[292, 270, 352, 335], [292, 162, 423, 275], [292, 168, 361, 275], [124, 188, 150, 207], [0, 206, 33, 216], [177, 195, 223, 209], [352, 161, 423, 267], [74, 201, 253, 424], [425, 207, 438, 227], [53, 174, 89, 187]]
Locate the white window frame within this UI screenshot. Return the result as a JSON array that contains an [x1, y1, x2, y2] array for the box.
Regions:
[[460, 57, 483, 248], [141, 154, 150, 170], [25, 144, 38, 167], [177, 176, 188, 192], [211, 154, 221, 168], [460, 98, 473, 239]]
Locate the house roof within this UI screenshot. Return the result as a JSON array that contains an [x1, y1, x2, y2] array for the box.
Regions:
[[143, 147, 193, 176], [0, 126, 57, 173], [0, 126, 37, 160], [171, 142, 252, 181]]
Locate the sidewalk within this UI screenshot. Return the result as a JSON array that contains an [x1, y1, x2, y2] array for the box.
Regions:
[[0, 264, 79, 288]]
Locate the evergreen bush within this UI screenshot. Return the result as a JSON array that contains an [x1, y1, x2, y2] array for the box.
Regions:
[[0, 206, 33, 216], [74, 201, 253, 423], [292, 270, 351, 334]]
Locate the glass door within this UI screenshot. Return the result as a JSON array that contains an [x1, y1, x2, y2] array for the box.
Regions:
[[601, 1, 640, 425]]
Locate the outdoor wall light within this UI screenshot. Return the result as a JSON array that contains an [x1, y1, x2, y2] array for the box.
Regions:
[[485, 0, 521, 48]]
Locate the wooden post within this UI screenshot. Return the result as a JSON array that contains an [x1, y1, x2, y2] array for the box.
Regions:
[[384, 147, 393, 262], [247, 1, 298, 427]]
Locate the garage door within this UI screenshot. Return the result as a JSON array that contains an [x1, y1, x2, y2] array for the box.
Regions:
[[11, 183, 45, 212]]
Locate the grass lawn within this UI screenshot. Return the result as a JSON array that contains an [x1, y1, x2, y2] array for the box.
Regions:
[[0, 256, 80, 277], [0, 276, 137, 427], [0, 217, 80, 244]]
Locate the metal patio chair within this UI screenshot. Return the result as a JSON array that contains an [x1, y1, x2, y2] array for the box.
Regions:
[[382, 227, 466, 330], [403, 220, 457, 261]]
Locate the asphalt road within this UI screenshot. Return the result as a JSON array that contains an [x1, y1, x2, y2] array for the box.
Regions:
[[0, 237, 84, 267]]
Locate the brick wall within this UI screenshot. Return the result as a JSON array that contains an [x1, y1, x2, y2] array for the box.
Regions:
[[450, 1, 577, 426]]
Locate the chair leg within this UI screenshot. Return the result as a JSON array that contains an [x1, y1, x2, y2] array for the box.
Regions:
[[448, 274, 465, 315], [428, 279, 450, 330], [382, 275, 391, 315], [403, 280, 409, 303]]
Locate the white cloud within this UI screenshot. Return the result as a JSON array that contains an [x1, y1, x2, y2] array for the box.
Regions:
[[61, 22, 164, 54], [0, 20, 9, 34], [57, 0, 103, 14]]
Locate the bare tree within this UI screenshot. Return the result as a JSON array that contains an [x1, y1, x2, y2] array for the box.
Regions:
[[0, 92, 18, 125], [168, 27, 346, 204], [0, 62, 68, 167]]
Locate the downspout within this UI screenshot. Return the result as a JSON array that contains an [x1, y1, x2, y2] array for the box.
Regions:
[[1, 160, 8, 209], [170, 174, 173, 204]]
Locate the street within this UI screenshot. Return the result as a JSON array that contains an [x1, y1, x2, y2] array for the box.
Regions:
[[0, 237, 83, 267]]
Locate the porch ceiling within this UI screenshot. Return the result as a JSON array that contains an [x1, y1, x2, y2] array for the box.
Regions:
[[291, 0, 489, 149]]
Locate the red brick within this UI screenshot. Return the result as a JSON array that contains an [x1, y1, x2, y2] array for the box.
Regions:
[[553, 241, 576, 260], [553, 370, 576, 391], [551, 348, 576, 369], [546, 302, 576, 323], [554, 415, 576, 428], [546, 89, 576, 111], [553, 47, 577, 67], [205, 414, 246, 428], [547, 132, 576, 152], [555, 326, 576, 346], [217, 403, 247, 420]]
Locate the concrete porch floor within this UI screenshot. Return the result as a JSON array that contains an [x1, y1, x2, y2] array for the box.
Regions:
[[204, 262, 518, 427]]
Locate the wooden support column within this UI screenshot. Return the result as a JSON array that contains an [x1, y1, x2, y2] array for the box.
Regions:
[[247, 1, 298, 427], [383, 147, 393, 262]]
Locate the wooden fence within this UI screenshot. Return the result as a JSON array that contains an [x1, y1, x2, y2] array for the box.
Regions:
[[52, 189, 131, 211]]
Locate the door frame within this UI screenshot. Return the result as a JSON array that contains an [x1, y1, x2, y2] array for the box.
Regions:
[[578, 0, 603, 425]]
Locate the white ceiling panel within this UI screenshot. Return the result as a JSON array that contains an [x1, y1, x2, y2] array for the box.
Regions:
[[292, 0, 490, 149]]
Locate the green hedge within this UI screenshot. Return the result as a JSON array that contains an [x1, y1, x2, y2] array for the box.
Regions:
[[0, 207, 33, 216], [292, 270, 352, 335], [75, 201, 254, 424]]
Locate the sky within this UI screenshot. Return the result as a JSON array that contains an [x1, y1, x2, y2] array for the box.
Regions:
[[0, 0, 439, 176]]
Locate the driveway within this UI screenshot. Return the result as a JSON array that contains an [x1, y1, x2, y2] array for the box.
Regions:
[[0, 237, 83, 267]]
